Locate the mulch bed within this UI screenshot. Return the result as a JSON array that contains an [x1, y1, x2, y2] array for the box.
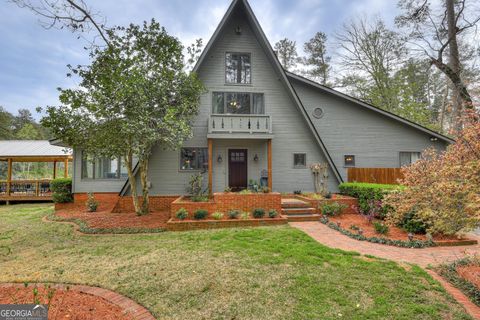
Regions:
[[457, 265, 480, 290], [0, 285, 134, 320], [327, 213, 475, 245], [54, 208, 170, 230]]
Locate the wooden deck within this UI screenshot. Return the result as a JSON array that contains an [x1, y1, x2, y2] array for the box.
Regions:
[[0, 179, 54, 202]]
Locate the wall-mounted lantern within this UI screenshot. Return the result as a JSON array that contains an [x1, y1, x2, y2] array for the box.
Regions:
[[217, 154, 223, 163], [253, 154, 259, 162]]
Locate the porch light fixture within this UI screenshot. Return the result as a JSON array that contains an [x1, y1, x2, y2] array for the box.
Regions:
[[235, 26, 242, 35], [429, 136, 438, 142], [217, 154, 223, 163], [253, 154, 259, 162]]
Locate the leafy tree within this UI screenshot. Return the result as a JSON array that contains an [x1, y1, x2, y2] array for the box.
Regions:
[[385, 110, 480, 236], [16, 123, 43, 140], [396, 0, 480, 131], [274, 38, 298, 71], [41, 20, 205, 215], [301, 32, 331, 85], [186, 38, 203, 70], [0, 107, 14, 139]]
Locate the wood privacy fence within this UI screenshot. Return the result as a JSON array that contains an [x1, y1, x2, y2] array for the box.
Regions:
[[347, 168, 404, 185]]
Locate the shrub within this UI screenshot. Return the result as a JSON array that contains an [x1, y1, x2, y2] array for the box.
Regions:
[[385, 113, 480, 236], [306, 193, 324, 200], [293, 190, 302, 195], [211, 212, 224, 220], [239, 189, 253, 194], [191, 195, 209, 202], [400, 210, 427, 234], [252, 208, 265, 218], [350, 224, 360, 231], [261, 187, 270, 193], [320, 202, 347, 216], [228, 210, 240, 219], [176, 208, 188, 220], [339, 182, 400, 216], [193, 209, 208, 220], [268, 209, 278, 218], [373, 221, 389, 235], [85, 192, 99, 212], [224, 187, 232, 193], [50, 178, 73, 203]]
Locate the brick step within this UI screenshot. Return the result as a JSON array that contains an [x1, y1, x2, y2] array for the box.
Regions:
[[281, 198, 310, 208], [282, 207, 317, 215], [287, 214, 321, 222]]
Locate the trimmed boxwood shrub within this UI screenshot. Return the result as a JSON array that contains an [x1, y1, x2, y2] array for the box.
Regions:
[[268, 209, 278, 218], [50, 178, 73, 203], [176, 208, 188, 220], [400, 210, 428, 234], [252, 208, 265, 218], [194, 209, 208, 220], [339, 182, 401, 215], [228, 210, 240, 219]]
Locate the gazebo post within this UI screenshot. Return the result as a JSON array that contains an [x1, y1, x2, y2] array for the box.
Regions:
[[6, 157, 12, 204], [53, 160, 57, 179], [64, 159, 68, 178]]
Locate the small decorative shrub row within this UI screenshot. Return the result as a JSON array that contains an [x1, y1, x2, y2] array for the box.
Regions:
[[436, 257, 480, 306], [320, 202, 347, 216], [175, 208, 278, 220], [320, 217, 434, 248], [50, 178, 73, 203]]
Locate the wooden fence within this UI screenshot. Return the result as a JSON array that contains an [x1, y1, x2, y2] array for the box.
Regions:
[[347, 168, 404, 185]]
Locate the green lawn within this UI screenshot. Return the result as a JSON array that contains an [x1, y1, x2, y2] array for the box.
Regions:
[[0, 204, 471, 319]]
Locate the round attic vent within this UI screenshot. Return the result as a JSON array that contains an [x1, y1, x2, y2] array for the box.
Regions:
[[312, 107, 324, 119]]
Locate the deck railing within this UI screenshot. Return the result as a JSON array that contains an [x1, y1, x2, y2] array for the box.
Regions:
[[0, 179, 52, 198], [208, 115, 272, 134]]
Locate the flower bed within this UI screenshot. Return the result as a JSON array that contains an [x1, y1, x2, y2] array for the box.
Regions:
[[437, 257, 480, 306], [166, 216, 287, 231], [170, 192, 282, 220], [289, 193, 358, 214], [321, 213, 477, 248]]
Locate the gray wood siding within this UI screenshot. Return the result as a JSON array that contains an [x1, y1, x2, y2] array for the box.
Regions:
[[290, 78, 448, 181]]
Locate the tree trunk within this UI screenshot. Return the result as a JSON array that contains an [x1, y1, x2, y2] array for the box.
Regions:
[[139, 158, 150, 215], [445, 0, 470, 131], [124, 151, 141, 215], [439, 85, 449, 133]]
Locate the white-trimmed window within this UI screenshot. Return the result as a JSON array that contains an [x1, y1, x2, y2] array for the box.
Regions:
[[226, 52, 251, 84], [212, 92, 264, 114], [399, 152, 421, 167], [293, 153, 307, 169], [180, 148, 208, 171], [81, 153, 126, 179]]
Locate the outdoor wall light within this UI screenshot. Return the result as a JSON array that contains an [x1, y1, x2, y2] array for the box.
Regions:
[[253, 154, 259, 162], [430, 136, 438, 142], [217, 155, 223, 163]]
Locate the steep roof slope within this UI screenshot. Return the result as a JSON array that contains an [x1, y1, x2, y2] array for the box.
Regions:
[[193, 0, 344, 183]]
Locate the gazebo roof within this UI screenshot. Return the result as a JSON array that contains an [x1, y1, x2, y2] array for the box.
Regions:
[[0, 140, 72, 159]]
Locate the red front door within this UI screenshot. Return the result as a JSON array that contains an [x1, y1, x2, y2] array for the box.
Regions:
[[229, 149, 248, 191]]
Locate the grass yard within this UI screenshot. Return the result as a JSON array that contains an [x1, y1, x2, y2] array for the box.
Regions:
[[0, 204, 471, 320]]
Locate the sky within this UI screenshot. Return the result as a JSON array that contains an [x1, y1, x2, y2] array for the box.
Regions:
[[0, 0, 399, 119]]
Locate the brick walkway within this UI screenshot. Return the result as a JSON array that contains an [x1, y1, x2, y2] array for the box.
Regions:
[[291, 222, 480, 319], [0, 283, 155, 320]]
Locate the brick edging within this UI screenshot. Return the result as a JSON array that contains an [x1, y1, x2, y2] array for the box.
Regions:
[[426, 270, 480, 319], [0, 283, 156, 320]]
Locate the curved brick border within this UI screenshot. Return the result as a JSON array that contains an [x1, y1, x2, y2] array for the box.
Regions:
[[0, 283, 155, 320]]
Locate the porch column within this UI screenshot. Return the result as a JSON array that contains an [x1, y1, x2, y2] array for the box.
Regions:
[[64, 159, 69, 178], [267, 139, 272, 190], [53, 160, 57, 179], [6, 158, 12, 197], [208, 139, 213, 195]]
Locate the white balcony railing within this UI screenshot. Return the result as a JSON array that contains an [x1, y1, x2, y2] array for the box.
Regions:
[[208, 114, 272, 134]]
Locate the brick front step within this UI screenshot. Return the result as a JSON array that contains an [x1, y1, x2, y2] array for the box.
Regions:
[[282, 207, 317, 215], [281, 198, 311, 208], [286, 214, 321, 222]]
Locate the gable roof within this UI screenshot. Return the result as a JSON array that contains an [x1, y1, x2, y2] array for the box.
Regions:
[[193, 0, 344, 183], [286, 72, 454, 144]]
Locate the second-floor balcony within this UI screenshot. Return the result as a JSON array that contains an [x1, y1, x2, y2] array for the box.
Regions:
[[208, 114, 273, 135]]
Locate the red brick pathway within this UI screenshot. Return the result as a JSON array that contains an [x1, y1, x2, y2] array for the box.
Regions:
[[291, 222, 480, 319], [0, 283, 155, 320]]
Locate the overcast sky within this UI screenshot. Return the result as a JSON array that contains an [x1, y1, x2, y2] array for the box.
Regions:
[[0, 0, 399, 118]]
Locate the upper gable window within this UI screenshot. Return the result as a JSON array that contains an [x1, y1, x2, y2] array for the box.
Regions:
[[225, 53, 251, 84]]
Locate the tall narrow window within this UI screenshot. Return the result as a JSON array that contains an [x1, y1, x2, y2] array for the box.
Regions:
[[399, 152, 421, 166], [225, 53, 251, 84]]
